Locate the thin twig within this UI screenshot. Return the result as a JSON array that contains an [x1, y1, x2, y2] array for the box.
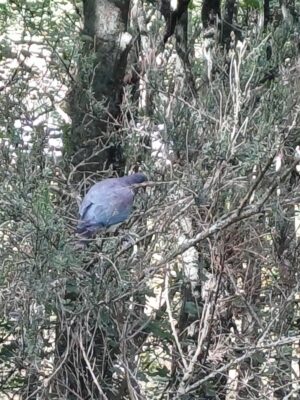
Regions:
[[165, 270, 188, 370], [78, 332, 109, 400]]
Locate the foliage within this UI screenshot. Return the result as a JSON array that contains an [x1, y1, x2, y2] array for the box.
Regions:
[[1, 0, 300, 399]]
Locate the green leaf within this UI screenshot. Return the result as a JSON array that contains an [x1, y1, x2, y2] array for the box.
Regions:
[[148, 366, 169, 378], [145, 321, 173, 340]]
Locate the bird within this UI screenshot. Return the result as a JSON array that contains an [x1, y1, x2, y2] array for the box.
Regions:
[[76, 173, 147, 238]]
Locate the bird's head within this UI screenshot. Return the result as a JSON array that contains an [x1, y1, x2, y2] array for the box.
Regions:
[[123, 172, 148, 185]]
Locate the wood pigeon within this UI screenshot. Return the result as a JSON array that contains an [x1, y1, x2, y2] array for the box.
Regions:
[[77, 173, 147, 237]]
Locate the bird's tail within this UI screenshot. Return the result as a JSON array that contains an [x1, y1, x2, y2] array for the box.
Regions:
[[74, 224, 93, 250], [76, 224, 88, 235], [76, 220, 103, 240]]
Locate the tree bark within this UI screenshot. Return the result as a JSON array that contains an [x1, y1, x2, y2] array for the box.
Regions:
[[66, 0, 131, 171], [201, 0, 221, 28], [222, 0, 239, 47], [264, 0, 270, 27], [160, 0, 190, 43], [175, 8, 197, 98]]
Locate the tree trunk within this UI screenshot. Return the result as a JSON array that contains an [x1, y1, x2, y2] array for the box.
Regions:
[[160, 0, 190, 43], [264, 0, 270, 27], [201, 0, 221, 28], [66, 0, 131, 171], [175, 8, 197, 97]]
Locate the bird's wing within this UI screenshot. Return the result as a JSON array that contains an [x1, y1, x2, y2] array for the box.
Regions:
[[79, 182, 134, 228], [79, 181, 115, 217]]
